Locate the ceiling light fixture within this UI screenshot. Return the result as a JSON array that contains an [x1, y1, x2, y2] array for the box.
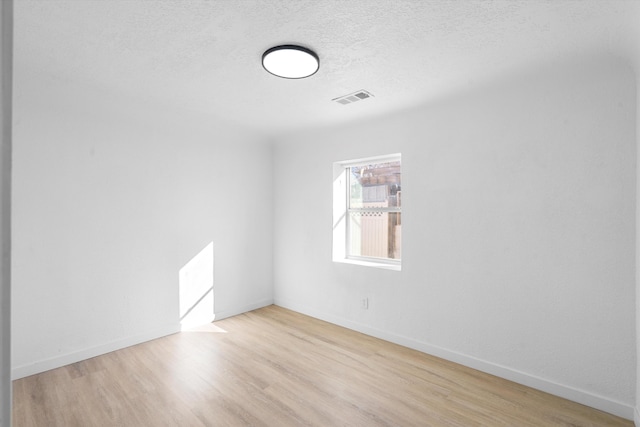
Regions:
[[262, 45, 319, 79]]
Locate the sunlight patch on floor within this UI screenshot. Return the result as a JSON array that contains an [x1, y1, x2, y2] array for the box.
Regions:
[[181, 322, 227, 333]]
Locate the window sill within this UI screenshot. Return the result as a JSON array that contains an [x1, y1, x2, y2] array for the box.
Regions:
[[334, 258, 402, 271]]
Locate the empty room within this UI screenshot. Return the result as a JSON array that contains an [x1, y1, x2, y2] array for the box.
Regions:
[[1, 0, 639, 425]]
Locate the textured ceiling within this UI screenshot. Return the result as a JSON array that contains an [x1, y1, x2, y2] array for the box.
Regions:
[[14, 0, 640, 137]]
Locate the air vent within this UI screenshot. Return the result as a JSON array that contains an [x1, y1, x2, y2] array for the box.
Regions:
[[332, 90, 374, 105]]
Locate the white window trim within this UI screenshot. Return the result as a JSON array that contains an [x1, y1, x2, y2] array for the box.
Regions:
[[332, 153, 402, 271]]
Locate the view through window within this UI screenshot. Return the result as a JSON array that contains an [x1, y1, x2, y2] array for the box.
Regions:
[[347, 157, 401, 263]]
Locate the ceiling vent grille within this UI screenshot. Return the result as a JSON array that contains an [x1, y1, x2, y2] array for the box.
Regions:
[[332, 90, 374, 105]]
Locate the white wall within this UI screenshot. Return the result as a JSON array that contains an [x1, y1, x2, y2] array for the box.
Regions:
[[636, 56, 640, 427], [0, 1, 10, 425], [273, 56, 636, 419], [11, 67, 274, 378]]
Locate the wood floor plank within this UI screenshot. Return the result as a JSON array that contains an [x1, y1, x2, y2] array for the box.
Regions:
[[12, 305, 633, 426]]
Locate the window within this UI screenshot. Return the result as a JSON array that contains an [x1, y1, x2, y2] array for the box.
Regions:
[[333, 154, 401, 270]]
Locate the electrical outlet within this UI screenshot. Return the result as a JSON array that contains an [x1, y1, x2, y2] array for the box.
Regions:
[[361, 297, 369, 310]]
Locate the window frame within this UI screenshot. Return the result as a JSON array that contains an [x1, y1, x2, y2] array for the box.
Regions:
[[333, 154, 402, 271]]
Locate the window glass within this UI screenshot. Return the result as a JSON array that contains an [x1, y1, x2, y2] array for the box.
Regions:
[[349, 161, 401, 209], [348, 211, 402, 260], [347, 159, 401, 262]]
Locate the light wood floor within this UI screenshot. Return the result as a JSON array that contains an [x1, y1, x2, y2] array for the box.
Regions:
[[13, 305, 632, 426]]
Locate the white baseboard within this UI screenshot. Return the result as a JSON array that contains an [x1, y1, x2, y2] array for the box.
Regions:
[[213, 298, 273, 321], [12, 322, 181, 380], [12, 298, 274, 380], [634, 406, 639, 426], [274, 298, 634, 421]]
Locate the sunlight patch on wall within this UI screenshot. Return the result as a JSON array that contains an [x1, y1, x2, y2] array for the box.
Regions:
[[179, 242, 214, 331]]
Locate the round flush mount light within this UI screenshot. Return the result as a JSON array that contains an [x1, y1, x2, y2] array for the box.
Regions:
[[262, 45, 319, 79]]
